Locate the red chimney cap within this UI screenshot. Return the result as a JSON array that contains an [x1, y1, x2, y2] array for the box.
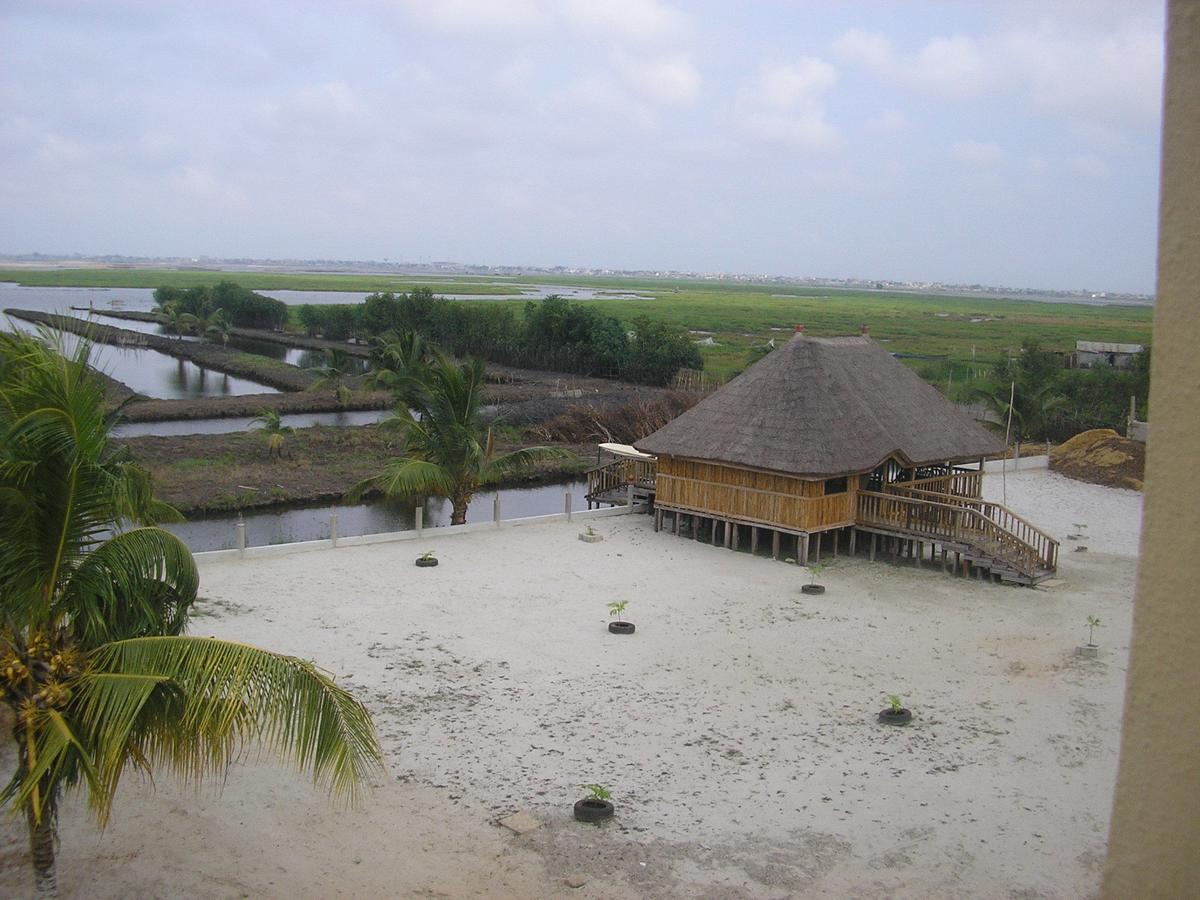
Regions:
[[794, 324, 805, 333]]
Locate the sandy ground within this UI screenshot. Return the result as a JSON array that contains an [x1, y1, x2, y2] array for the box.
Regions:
[[0, 469, 1141, 898]]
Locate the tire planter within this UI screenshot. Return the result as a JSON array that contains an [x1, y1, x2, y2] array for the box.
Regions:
[[878, 708, 913, 726], [608, 621, 636, 635], [801, 584, 826, 595], [573, 798, 615, 823], [415, 557, 439, 568]]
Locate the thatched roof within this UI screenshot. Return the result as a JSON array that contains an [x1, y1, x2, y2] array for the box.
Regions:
[[636, 333, 1004, 477]]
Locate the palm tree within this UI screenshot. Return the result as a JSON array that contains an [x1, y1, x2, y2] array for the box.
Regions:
[[364, 329, 433, 401], [252, 408, 294, 459], [153, 301, 193, 340], [202, 308, 232, 346], [311, 347, 353, 407], [349, 354, 571, 524], [0, 331, 382, 896]]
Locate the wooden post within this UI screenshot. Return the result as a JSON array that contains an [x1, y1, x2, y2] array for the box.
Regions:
[[849, 528, 857, 555], [692, 515, 700, 540], [956, 551, 962, 575], [729, 523, 737, 550], [870, 533, 877, 562], [915, 541, 922, 569], [751, 526, 759, 555], [799, 534, 809, 566], [833, 529, 839, 559], [814, 533, 822, 563], [772, 530, 781, 560], [673, 512, 680, 535], [940, 547, 947, 573], [712, 520, 721, 546]]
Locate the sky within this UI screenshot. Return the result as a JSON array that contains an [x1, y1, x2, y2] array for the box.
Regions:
[[0, 0, 1165, 293]]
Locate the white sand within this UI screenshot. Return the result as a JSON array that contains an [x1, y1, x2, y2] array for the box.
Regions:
[[0, 470, 1141, 898]]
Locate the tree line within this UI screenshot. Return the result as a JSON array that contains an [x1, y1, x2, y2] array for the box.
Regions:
[[297, 289, 703, 386], [154, 281, 288, 329], [963, 340, 1151, 442]]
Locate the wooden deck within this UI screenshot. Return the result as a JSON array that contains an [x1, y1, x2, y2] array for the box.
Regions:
[[593, 456, 1059, 585]]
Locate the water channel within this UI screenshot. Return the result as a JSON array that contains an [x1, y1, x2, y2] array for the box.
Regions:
[[165, 478, 589, 552]]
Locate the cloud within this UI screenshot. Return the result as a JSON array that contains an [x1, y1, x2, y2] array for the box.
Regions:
[[737, 60, 838, 148], [395, 0, 543, 32], [561, 0, 688, 43], [614, 53, 701, 105], [834, 17, 1162, 122], [951, 140, 1004, 167], [833, 29, 991, 99], [869, 109, 909, 133]]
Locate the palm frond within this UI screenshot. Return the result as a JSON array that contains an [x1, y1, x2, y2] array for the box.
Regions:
[[346, 458, 456, 503], [480, 446, 576, 484], [80, 636, 383, 816]]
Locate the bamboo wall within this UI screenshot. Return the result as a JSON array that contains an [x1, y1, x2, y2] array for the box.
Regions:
[[655, 456, 856, 532]]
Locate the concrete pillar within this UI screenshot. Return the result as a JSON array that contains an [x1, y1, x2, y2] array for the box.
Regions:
[[1104, 5, 1200, 895], [235, 519, 246, 557], [329, 512, 338, 548], [415, 506, 423, 536], [565, 491, 572, 522], [493, 494, 501, 526]]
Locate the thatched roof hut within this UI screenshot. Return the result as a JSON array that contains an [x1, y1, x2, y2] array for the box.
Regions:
[[626, 327, 1055, 583], [637, 330, 1003, 476], [633, 327, 1004, 545]]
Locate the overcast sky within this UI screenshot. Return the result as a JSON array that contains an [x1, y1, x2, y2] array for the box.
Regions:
[[0, 1, 1165, 292]]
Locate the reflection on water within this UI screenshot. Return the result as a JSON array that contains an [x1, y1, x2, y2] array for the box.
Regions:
[[164, 479, 589, 551]]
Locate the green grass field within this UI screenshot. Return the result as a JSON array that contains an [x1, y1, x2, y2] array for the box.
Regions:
[[1, 267, 1153, 380]]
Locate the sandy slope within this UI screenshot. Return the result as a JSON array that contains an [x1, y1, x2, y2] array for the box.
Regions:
[[0, 469, 1140, 898]]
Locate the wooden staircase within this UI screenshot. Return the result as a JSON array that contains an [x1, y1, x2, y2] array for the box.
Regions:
[[857, 487, 1058, 585], [585, 457, 657, 507]]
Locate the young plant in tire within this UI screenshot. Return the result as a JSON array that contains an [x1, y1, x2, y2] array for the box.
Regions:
[[878, 693, 912, 725], [608, 601, 629, 624], [583, 784, 611, 802], [573, 783, 615, 823], [1085, 615, 1101, 647]]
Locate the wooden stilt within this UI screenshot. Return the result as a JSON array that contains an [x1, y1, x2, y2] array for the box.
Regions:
[[833, 529, 839, 559], [814, 534, 822, 563], [673, 512, 680, 535], [712, 520, 721, 546], [691, 516, 699, 540], [728, 523, 736, 550], [799, 534, 809, 565], [772, 531, 781, 561], [892, 538, 899, 564], [654, 509, 662, 532], [914, 542, 922, 569], [940, 547, 947, 573], [870, 533, 877, 562], [751, 527, 759, 555], [849, 528, 857, 555], [955, 551, 962, 575]]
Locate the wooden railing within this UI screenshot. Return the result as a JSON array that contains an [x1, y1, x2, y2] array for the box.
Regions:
[[893, 467, 983, 499], [586, 457, 656, 502], [654, 474, 855, 531], [884, 485, 1059, 572], [857, 491, 1053, 578]]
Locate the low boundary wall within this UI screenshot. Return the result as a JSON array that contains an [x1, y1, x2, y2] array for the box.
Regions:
[[194, 499, 643, 563]]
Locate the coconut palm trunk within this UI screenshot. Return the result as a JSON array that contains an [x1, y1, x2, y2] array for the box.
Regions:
[[26, 783, 58, 895]]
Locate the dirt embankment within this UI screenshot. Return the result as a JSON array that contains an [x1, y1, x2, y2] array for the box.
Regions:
[[120, 426, 593, 514], [6, 309, 319, 392], [1050, 428, 1145, 490]]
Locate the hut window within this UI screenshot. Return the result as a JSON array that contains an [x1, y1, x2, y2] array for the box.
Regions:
[[824, 476, 848, 495]]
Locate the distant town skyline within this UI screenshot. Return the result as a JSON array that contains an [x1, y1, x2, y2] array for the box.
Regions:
[[1, 1, 1164, 294]]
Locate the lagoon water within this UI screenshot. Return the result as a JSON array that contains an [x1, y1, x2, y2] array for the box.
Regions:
[[166, 479, 589, 552], [113, 408, 389, 437]]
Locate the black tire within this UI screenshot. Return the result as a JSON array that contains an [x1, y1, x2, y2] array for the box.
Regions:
[[415, 558, 439, 567], [801, 584, 825, 595], [878, 708, 913, 725], [608, 621, 636, 635], [573, 799, 614, 823]]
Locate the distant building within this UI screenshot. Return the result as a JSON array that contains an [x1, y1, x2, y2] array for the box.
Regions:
[[1069, 340, 1145, 369]]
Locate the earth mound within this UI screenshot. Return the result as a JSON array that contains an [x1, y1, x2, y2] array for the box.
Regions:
[[1050, 428, 1145, 491]]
